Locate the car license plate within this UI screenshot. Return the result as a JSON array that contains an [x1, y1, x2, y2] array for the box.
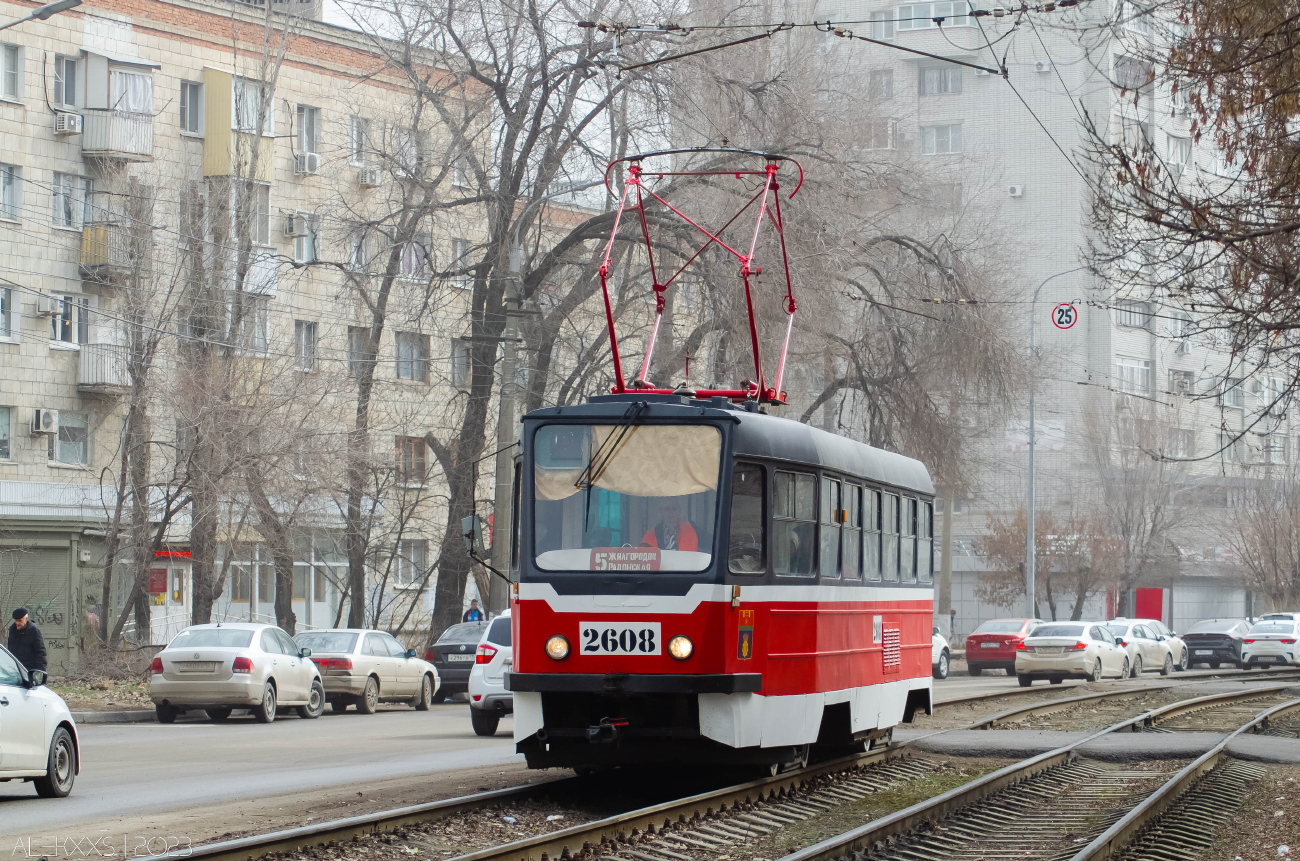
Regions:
[[581, 622, 662, 655], [1036, 647, 1063, 654], [445, 654, 474, 662], [980, 642, 1000, 648], [177, 661, 216, 672], [1195, 650, 1213, 655]]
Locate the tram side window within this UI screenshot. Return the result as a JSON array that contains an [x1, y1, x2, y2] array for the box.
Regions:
[[918, 500, 933, 583], [728, 463, 766, 575], [774, 471, 816, 576], [820, 477, 842, 580], [882, 492, 900, 581], [901, 497, 917, 582], [865, 489, 881, 581], [843, 485, 862, 580]]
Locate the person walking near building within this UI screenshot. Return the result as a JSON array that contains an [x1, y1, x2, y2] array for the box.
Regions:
[[8, 608, 47, 673]]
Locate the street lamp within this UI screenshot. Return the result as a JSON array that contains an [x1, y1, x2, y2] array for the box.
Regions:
[[0, 0, 81, 31], [1025, 265, 1087, 618]]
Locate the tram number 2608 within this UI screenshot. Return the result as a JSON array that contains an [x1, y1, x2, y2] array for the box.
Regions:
[[580, 622, 662, 655]]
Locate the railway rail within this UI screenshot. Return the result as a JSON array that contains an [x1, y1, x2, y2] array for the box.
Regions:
[[142, 670, 1300, 861]]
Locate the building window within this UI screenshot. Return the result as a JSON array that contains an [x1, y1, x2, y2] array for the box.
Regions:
[[1220, 377, 1245, 408], [773, 471, 817, 576], [232, 77, 274, 134], [399, 239, 430, 280], [292, 214, 321, 264], [0, 406, 9, 459], [897, 2, 971, 30], [1, 44, 20, 101], [51, 295, 89, 345], [865, 119, 897, 150], [1218, 432, 1243, 462], [296, 104, 320, 155], [395, 436, 427, 484], [1114, 55, 1154, 91], [452, 149, 470, 187], [179, 81, 203, 135], [869, 69, 894, 98], [451, 237, 472, 286], [1171, 428, 1194, 458], [394, 539, 428, 586], [869, 11, 895, 39], [396, 331, 429, 381], [921, 124, 962, 154], [0, 164, 18, 221], [109, 69, 153, 113], [1119, 0, 1152, 35], [1170, 369, 1195, 397], [349, 116, 370, 166], [1260, 433, 1287, 465], [49, 411, 89, 466], [0, 287, 10, 338], [1115, 299, 1151, 329], [53, 54, 76, 107], [1167, 135, 1191, 175], [51, 173, 91, 228], [919, 67, 961, 95], [1115, 357, 1152, 393], [294, 320, 317, 371], [347, 230, 370, 272], [347, 326, 369, 377], [450, 338, 471, 390], [228, 295, 269, 354]]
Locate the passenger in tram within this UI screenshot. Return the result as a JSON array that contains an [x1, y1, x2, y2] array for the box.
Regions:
[[640, 497, 699, 552]]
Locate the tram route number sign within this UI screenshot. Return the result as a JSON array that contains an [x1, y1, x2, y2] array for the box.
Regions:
[[590, 548, 660, 571], [1052, 303, 1078, 330], [581, 621, 662, 655]]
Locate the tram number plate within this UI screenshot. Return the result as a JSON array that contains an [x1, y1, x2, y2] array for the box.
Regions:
[[581, 622, 662, 655], [1195, 650, 1213, 656]]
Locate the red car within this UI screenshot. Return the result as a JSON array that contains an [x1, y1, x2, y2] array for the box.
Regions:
[[965, 618, 1044, 675]]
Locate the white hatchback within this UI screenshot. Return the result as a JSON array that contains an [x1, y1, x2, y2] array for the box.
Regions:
[[0, 645, 78, 797], [467, 612, 512, 736]]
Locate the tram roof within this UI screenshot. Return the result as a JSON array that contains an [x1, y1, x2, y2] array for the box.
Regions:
[[525, 394, 934, 496]]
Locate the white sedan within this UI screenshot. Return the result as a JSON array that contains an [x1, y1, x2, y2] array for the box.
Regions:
[[932, 627, 950, 680], [1015, 621, 1130, 685], [0, 645, 78, 797]]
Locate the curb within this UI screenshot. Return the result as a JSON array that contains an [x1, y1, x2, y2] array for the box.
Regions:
[[70, 709, 157, 724]]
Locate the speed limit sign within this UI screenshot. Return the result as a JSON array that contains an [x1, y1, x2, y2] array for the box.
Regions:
[[1052, 303, 1078, 330]]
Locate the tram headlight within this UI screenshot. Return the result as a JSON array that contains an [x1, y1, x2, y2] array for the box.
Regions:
[[668, 635, 694, 661], [545, 635, 571, 661]]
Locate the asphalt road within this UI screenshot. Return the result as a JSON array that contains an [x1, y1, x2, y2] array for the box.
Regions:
[[0, 702, 520, 838]]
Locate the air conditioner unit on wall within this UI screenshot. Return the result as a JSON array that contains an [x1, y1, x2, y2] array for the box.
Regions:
[[1176, 339, 1192, 354], [284, 214, 309, 238], [294, 152, 321, 175], [36, 295, 59, 317], [54, 112, 83, 135], [31, 409, 59, 435], [1035, 61, 1052, 74], [357, 167, 382, 188], [1008, 184, 1024, 197]]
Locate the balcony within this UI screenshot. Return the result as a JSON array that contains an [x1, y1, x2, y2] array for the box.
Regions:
[[78, 343, 130, 395], [82, 109, 154, 161], [81, 219, 150, 286]]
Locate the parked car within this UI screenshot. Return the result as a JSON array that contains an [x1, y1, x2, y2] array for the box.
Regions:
[[1105, 619, 1178, 676], [1141, 619, 1189, 671], [0, 644, 78, 797], [931, 627, 950, 680], [149, 623, 325, 724], [468, 612, 513, 735], [1242, 618, 1300, 667], [424, 621, 489, 702], [1182, 619, 1252, 668], [964, 618, 1044, 676], [296, 629, 439, 714], [1015, 621, 1129, 685]]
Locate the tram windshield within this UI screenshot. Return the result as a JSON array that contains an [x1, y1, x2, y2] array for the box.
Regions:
[[532, 423, 721, 572]]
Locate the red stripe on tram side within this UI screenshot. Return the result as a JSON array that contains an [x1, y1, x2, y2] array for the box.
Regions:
[[512, 596, 933, 696]]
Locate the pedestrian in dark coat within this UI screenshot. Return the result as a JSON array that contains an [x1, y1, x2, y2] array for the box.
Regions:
[[8, 608, 47, 673]]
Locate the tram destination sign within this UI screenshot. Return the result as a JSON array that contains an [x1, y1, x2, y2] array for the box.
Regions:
[[1052, 302, 1078, 330], [590, 548, 660, 571]]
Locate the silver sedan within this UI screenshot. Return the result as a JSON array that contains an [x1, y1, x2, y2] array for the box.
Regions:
[[149, 623, 325, 723], [294, 629, 440, 714], [1015, 621, 1130, 685]]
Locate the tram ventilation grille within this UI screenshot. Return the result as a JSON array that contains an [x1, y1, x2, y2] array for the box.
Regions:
[[883, 628, 900, 674]]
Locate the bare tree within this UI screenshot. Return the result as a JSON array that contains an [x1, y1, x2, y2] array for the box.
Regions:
[[1231, 465, 1300, 612]]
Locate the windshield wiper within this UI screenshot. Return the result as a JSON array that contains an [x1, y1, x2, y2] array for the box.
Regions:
[[575, 400, 648, 531]]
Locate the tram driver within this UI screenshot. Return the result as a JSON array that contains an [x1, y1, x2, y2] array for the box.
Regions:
[[640, 497, 699, 552]]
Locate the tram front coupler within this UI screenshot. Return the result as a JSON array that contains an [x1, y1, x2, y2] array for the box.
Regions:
[[586, 717, 630, 743]]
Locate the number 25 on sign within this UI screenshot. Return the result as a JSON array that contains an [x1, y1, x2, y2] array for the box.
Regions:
[[1052, 303, 1078, 330]]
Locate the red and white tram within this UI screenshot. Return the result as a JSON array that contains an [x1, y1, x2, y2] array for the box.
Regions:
[[506, 393, 936, 771]]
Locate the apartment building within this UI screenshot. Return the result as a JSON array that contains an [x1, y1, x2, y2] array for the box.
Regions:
[[0, 0, 484, 667], [809, 0, 1266, 632]]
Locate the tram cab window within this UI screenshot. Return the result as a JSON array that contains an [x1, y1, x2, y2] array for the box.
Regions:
[[728, 463, 766, 575], [774, 471, 816, 576], [864, 489, 881, 581], [532, 424, 720, 572], [820, 477, 842, 579], [901, 497, 917, 582], [843, 485, 863, 580], [882, 493, 900, 581], [918, 500, 933, 583]]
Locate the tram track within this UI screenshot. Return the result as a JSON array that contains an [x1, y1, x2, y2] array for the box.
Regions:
[[138, 672, 1300, 861]]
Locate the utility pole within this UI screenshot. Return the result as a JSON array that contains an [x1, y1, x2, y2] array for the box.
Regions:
[[938, 492, 954, 619], [488, 246, 522, 616]]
